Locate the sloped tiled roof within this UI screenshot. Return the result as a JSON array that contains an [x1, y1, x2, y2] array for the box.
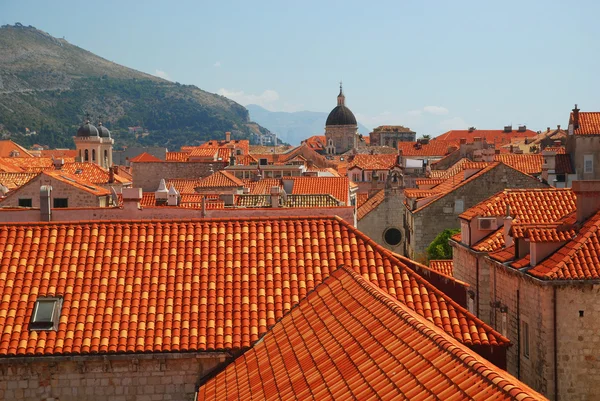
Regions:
[[139, 193, 224, 209], [289, 176, 349, 204], [349, 154, 397, 170], [428, 260, 454, 277], [302, 135, 326, 151], [459, 188, 576, 223], [529, 211, 600, 280], [166, 179, 205, 194], [0, 172, 38, 190], [195, 170, 244, 188], [165, 151, 191, 162], [243, 178, 281, 195], [129, 152, 162, 162], [40, 149, 78, 159], [61, 162, 131, 185], [236, 194, 271, 207], [571, 111, 600, 135], [0, 140, 33, 158], [197, 267, 543, 401], [0, 217, 507, 357], [286, 194, 339, 207], [397, 140, 458, 157], [555, 154, 574, 174], [435, 129, 537, 144], [473, 229, 506, 253], [494, 154, 543, 175], [356, 192, 369, 208], [543, 146, 566, 154], [356, 189, 385, 220], [43, 171, 111, 196], [429, 158, 471, 179]]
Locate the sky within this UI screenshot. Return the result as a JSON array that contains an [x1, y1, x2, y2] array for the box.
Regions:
[[2, 0, 600, 136]]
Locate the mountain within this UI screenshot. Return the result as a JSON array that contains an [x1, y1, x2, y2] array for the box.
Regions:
[[246, 104, 371, 145], [0, 23, 270, 149]]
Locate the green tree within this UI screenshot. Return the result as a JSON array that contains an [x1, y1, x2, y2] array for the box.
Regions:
[[426, 228, 460, 260]]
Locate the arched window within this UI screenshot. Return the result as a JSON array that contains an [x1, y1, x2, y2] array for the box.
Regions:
[[92, 149, 96, 161], [104, 150, 108, 164], [79, 150, 82, 160], [84, 149, 89, 161]]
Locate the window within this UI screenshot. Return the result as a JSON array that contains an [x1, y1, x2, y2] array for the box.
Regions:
[[30, 297, 62, 330], [383, 228, 402, 246], [584, 154, 593, 174], [18, 198, 33, 207], [53, 198, 69, 208], [92, 149, 96, 161], [104, 149, 108, 162], [500, 308, 508, 337], [467, 291, 475, 314], [85, 149, 89, 161], [454, 199, 464, 213], [522, 320, 530, 358], [352, 173, 361, 182]]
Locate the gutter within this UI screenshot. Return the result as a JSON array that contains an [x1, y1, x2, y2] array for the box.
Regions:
[[554, 286, 558, 400]]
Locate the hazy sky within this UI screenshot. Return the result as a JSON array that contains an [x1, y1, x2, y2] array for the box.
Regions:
[[3, 0, 600, 135]]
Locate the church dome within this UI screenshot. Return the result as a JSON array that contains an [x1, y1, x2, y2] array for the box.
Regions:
[[326, 105, 357, 126], [77, 120, 99, 137], [98, 122, 111, 138], [325, 83, 357, 126]]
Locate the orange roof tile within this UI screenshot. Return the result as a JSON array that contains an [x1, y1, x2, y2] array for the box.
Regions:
[[529, 211, 600, 279], [473, 229, 506, 253], [166, 178, 205, 194], [302, 135, 327, 151], [289, 176, 350, 204], [357, 189, 385, 220], [0, 172, 38, 190], [555, 154, 574, 174], [129, 152, 162, 162], [243, 179, 281, 195], [435, 129, 537, 144], [165, 151, 191, 162], [397, 140, 458, 157], [356, 192, 369, 208], [0, 140, 33, 158], [571, 111, 600, 135], [42, 171, 111, 196], [429, 158, 471, 179], [494, 154, 543, 175], [349, 154, 397, 170], [40, 149, 79, 159], [428, 260, 454, 276], [195, 170, 244, 188], [61, 162, 131, 185], [459, 188, 576, 223], [0, 216, 507, 357], [544, 146, 566, 154], [197, 267, 543, 401], [138, 193, 224, 209]]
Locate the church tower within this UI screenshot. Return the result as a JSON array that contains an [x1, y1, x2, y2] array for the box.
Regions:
[[324, 83, 359, 154], [74, 116, 114, 168]]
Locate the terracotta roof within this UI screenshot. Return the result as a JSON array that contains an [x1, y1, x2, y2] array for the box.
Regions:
[[129, 152, 162, 162], [356, 192, 369, 208], [459, 188, 576, 223], [0, 216, 507, 357], [198, 139, 250, 155], [0, 140, 33, 158], [289, 176, 349, 204], [302, 135, 327, 151], [248, 145, 294, 154], [397, 140, 458, 157], [529, 211, 600, 279], [356, 189, 385, 220], [0, 172, 38, 190], [195, 171, 244, 188], [235, 194, 341, 208], [236, 194, 270, 207], [415, 178, 446, 186], [197, 267, 542, 401], [555, 154, 574, 174], [165, 152, 190, 162], [189, 148, 220, 158], [435, 129, 537, 144], [494, 154, 543, 175], [429, 158, 471, 179], [40, 149, 78, 159], [428, 260, 454, 276], [511, 221, 577, 243], [0, 157, 56, 172], [139, 193, 224, 209], [166, 179, 205, 194], [43, 171, 111, 196], [61, 162, 131, 185], [544, 146, 566, 154], [473, 229, 506, 253], [349, 154, 397, 170], [571, 111, 600, 135], [243, 179, 282, 195], [234, 154, 257, 165]]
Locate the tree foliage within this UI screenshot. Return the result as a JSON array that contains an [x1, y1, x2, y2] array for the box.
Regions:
[[426, 228, 460, 260]]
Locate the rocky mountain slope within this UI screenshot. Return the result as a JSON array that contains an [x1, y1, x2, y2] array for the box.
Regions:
[[0, 23, 270, 149]]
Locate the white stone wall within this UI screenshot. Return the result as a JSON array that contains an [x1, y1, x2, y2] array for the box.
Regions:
[[358, 189, 405, 253]]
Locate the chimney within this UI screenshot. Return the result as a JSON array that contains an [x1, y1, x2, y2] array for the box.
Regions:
[[557, 124, 561, 130], [473, 137, 482, 143], [270, 186, 280, 208], [225, 131, 231, 142], [396, 149, 403, 166], [155, 179, 168, 204], [503, 125, 512, 133], [121, 188, 142, 210], [573, 181, 600, 224], [572, 104, 580, 130], [167, 185, 179, 206], [201, 196, 206, 217], [460, 138, 467, 145], [53, 158, 64, 170], [495, 149, 500, 155], [468, 127, 476, 132], [40, 185, 52, 222], [108, 166, 115, 184], [509, 144, 514, 153], [503, 205, 513, 247]]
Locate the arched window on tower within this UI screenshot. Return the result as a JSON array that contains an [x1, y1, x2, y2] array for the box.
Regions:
[[104, 150, 108, 165], [92, 149, 96, 162], [84, 149, 89, 162], [79, 150, 82, 160]]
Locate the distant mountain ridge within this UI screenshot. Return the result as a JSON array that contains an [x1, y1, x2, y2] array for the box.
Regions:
[[247, 104, 371, 145], [0, 23, 270, 149]]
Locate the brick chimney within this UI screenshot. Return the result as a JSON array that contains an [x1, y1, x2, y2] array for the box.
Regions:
[[270, 186, 280, 208], [108, 166, 115, 184], [503, 205, 513, 248], [572, 104, 580, 130], [573, 181, 600, 224], [225, 131, 231, 142]]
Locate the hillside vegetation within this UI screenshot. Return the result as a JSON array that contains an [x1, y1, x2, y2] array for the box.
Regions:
[[0, 24, 269, 149]]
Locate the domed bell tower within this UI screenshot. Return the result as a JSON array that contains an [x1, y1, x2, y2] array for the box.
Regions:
[[74, 115, 114, 168], [324, 82, 359, 154]]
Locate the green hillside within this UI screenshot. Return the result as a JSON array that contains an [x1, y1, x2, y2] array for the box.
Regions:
[[0, 23, 270, 149]]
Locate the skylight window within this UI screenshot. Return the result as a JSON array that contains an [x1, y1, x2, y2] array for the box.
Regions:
[[30, 297, 62, 330]]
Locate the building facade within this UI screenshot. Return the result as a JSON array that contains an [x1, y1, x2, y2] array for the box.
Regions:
[[324, 84, 359, 154]]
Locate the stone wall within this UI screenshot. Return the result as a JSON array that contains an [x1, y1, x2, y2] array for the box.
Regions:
[[132, 162, 226, 192], [1, 175, 106, 208], [325, 125, 357, 154], [567, 135, 600, 180], [357, 188, 405, 253], [0, 353, 228, 401], [450, 242, 491, 321], [406, 164, 547, 259]]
